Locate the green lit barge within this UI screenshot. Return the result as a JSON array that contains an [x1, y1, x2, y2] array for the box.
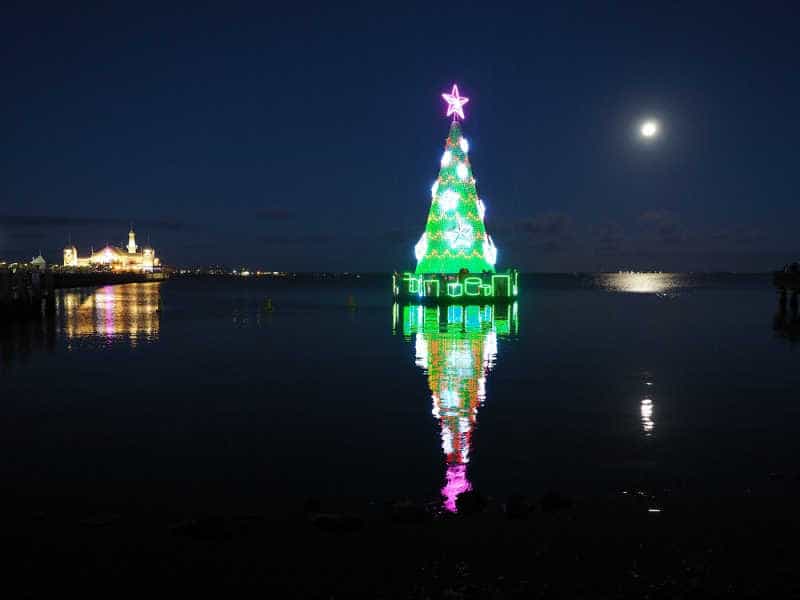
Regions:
[[393, 270, 519, 304]]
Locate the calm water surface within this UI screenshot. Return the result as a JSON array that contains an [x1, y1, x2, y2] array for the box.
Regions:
[[2, 273, 798, 512]]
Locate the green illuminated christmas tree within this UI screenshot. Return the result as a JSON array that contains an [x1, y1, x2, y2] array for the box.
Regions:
[[414, 85, 497, 274]]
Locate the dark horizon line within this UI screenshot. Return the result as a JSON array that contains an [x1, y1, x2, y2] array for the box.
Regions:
[[172, 269, 781, 275]]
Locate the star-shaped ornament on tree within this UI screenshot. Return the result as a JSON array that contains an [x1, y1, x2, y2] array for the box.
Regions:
[[442, 84, 469, 121], [445, 216, 474, 249]]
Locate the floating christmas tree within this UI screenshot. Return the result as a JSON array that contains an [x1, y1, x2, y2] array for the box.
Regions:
[[414, 85, 497, 274], [394, 84, 517, 302]]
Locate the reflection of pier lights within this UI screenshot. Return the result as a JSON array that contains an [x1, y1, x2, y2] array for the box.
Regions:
[[60, 283, 161, 344], [395, 302, 518, 513]]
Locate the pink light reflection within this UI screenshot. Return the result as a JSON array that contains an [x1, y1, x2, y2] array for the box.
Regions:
[[101, 286, 114, 338], [441, 463, 472, 513]]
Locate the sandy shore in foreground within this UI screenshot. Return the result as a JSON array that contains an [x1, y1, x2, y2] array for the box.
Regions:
[[5, 485, 800, 597]]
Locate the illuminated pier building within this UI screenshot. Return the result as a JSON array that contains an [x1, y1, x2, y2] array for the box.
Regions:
[[63, 226, 160, 272]]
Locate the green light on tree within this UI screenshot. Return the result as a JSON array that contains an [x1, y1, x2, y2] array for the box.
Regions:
[[415, 119, 497, 274]]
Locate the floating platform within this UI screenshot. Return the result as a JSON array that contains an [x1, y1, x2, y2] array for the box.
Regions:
[[393, 270, 519, 304]]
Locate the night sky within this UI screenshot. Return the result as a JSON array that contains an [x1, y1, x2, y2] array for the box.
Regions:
[[2, 2, 798, 272]]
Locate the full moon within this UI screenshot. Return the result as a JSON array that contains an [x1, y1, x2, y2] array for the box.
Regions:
[[640, 120, 659, 138]]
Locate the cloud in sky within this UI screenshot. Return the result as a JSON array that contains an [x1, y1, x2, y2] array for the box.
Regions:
[[518, 212, 573, 237], [5, 231, 46, 240], [713, 226, 765, 245], [261, 233, 333, 245], [514, 212, 575, 253], [639, 210, 685, 245], [0, 207, 793, 272], [0, 214, 186, 231], [255, 208, 294, 221], [591, 221, 625, 253]]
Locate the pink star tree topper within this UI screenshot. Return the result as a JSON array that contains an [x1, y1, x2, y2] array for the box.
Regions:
[[442, 84, 470, 121]]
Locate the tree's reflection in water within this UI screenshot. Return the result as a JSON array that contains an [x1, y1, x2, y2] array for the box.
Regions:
[[395, 302, 517, 512]]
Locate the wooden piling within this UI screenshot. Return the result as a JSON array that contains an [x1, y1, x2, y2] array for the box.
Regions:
[[44, 271, 56, 315], [0, 268, 10, 316]]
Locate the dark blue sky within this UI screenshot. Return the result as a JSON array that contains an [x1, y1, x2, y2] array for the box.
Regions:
[[2, 2, 798, 271]]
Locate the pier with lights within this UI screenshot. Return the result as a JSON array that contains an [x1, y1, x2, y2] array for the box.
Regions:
[[394, 84, 518, 304]]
